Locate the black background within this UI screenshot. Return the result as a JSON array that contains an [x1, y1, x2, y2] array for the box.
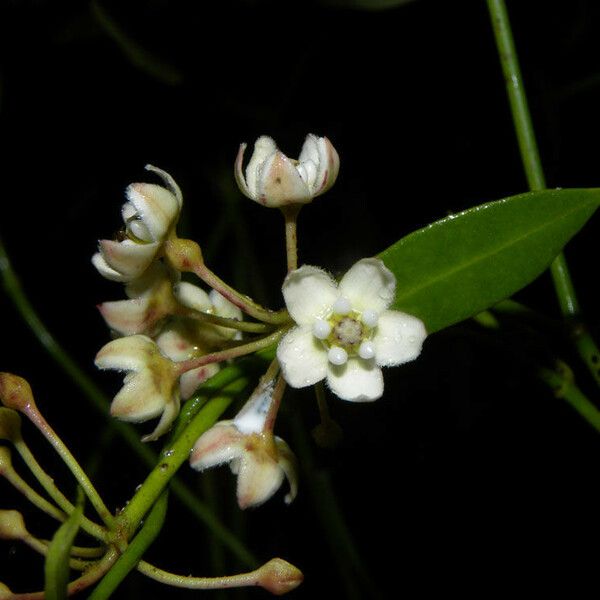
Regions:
[[1, 0, 600, 598]]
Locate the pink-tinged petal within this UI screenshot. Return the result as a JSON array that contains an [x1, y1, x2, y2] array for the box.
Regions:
[[145, 164, 183, 209], [92, 252, 129, 282], [339, 258, 396, 313], [126, 183, 179, 240], [110, 372, 165, 422], [190, 422, 244, 470], [155, 328, 195, 362], [372, 310, 427, 367], [95, 335, 155, 371], [257, 150, 311, 206], [326, 358, 383, 402], [277, 326, 328, 388], [99, 239, 159, 280], [141, 396, 180, 442], [282, 265, 339, 325], [314, 136, 339, 196], [236, 453, 284, 509], [275, 437, 298, 504], [180, 364, 220, 399], [98, 297, 152, 336], [244, 136, 278, 199]]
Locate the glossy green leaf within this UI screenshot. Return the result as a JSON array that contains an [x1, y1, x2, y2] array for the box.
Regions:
[[44, 495, 84, 600], [379, 188, 599, 333]]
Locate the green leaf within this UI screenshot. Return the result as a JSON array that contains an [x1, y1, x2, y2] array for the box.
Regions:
[[379, 188, 600, 333], [44, 494, 84, 600]]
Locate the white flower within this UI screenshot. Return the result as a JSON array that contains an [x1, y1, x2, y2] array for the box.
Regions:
[[92, 165, 182, 282], [276, 258, 427, 402], [95, 335, 180, 441], [235, 134, 339, 207], [190, 384, 298, 509]]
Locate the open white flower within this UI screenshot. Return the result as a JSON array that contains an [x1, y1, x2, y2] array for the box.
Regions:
[[235, 134, 339, 207], [277, 258, 427, 402], [95, 334, 180, 441], [190, 383, 298, 509], [92, 165, 182, 282]]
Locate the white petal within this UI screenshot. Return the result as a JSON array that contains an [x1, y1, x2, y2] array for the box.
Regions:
[[372, 310, 427, 367], [98, 297, 152, 336], [326, 358, 383, 402], [95, 335, 155, 371], [99, 239, 159, 281], [236, 453, 284, 509], [110, 371, 165, 422], [275, 437, 298, 505], [298, 134, 320, 167], [145, 164, 183, 209], [234, 143, 252, 198], [257, 150, 311, 206], [126, 183, 179, 240], [173, 282, 212, 313], [282, 265, 339, 325], [277, 326, 328, 388], [155, 328, 195, 362], [141, 396, 180, 442], [189, 422, 243, 470], [210, 289, 243, 321], [339, 258, 396, 313], [245, 136, 278, 199], [313, 136, 339, 196], [180, 364, 220, 399], [92, 252, 129, 282]]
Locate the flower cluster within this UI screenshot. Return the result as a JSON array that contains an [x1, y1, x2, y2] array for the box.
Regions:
[[92, 133, 426, 510]]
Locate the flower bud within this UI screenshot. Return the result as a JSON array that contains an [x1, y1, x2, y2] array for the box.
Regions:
[[0, 408, 22, 443], [256, 558, 303, 595], [0, 581, 14, 598], [0, 509, 28, 540], [0, 373, 35, 413], [235, 134, 339, 207]]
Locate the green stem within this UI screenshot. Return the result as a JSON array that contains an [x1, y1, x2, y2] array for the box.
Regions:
[[88, 492, 169, 600], [176, 329, 286, 375], [487, 0, 600, 386], [177, 306, 274, 334], [23, 407, 114, 530], [539, 362, 600, 432], [0, 234, 257, 564], [281, 205, 300, 273], [118, 376, 250, 539], [13, 439, 107, 541]]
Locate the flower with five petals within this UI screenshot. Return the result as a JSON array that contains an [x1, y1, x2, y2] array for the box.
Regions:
[[235, 134, 339, 207], [92, 165, 182, 282], [190, 383, 298, 509], [276, 258, 427, 402], [95, 334, 180, 441]]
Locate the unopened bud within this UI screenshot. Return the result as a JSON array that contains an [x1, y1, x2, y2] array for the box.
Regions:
[[0, 408, 22, 443], [0, 509, 28, 540], [164, 238, 203, 272], [0, 582, 14, 598], [256, 558, 303, 595], [0, 373, 35, 412]]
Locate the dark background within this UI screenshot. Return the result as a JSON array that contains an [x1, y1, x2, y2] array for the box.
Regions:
[[1, 0, 600, 597]]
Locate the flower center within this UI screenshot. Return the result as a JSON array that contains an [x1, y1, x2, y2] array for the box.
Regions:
[[312, 300, 379, 365]]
